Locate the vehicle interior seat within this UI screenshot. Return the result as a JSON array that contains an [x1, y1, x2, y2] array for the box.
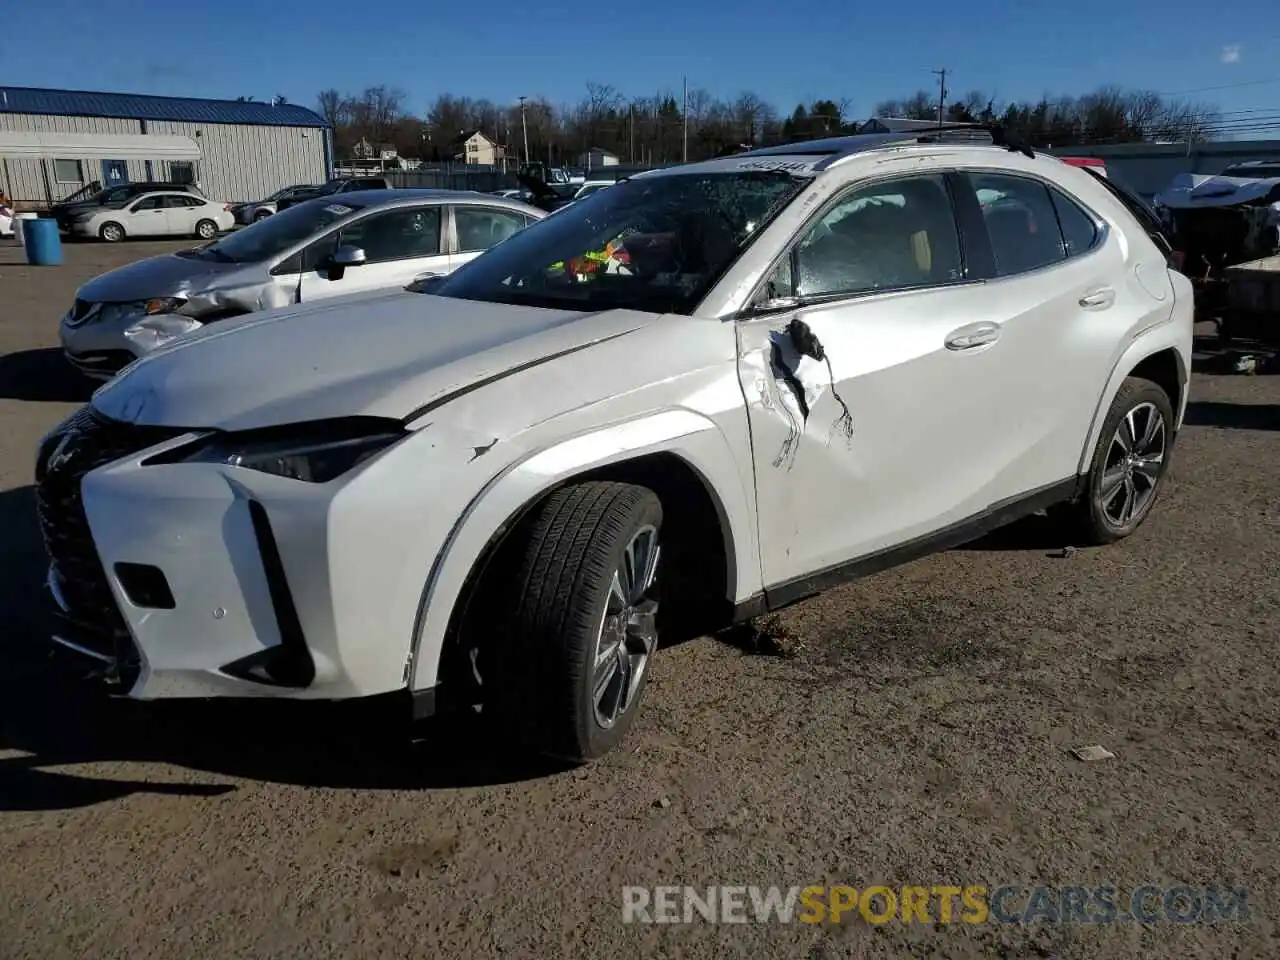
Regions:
[[984, 203, 1061, 274]]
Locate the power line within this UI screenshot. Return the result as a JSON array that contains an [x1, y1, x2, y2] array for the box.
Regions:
[[1157, 75, 1280, 97]]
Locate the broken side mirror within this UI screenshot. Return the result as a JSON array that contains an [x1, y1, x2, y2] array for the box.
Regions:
[[326, 245, 367, 281]]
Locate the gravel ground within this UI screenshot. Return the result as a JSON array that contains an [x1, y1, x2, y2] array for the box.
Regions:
[[0, 239, 1278, 959]]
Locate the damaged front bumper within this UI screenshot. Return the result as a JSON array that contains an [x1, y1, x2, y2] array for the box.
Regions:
[[60, 310, 204, 379]]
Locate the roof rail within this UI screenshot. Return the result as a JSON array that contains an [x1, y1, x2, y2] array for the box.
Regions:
[[881, 122, 1036, 158], [739, 122, 1037, 167]]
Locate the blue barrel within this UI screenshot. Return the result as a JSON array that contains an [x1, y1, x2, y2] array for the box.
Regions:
[[23, 217, 64, 266]]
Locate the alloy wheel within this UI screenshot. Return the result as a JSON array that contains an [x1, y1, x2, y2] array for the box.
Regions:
[[1098, 401, 1166, 528], [591, 525, 660, 729]]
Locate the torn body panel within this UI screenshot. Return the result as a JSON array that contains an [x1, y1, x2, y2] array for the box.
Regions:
[[736, 249, 1156, 592]]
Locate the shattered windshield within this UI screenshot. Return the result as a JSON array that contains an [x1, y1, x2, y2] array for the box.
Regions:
[[430, 170, 807, 314], [180, 198, 367, 264]]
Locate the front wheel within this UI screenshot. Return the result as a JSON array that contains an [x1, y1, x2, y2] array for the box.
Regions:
[[254, 210, 271, 222], [195, 219, 218, 240], [1066, 376, 1175, 544], [99, 222, 124, 242], [485, 481, 663, 762]]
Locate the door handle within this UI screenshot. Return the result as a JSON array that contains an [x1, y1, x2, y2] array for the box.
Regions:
[[945, 321, 1001, 351], [1079, 287, 1115, 309]]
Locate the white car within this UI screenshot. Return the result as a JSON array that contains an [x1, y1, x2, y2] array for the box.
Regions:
[[68, 191, 236, 242], [36, 127, 1193, 763]]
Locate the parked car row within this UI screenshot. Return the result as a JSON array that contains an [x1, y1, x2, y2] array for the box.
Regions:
[[38, 125, 1193, 766], [59, 188, 544, 378]]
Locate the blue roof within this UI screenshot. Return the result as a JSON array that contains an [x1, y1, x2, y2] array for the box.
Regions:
[[0, 86, 328, 128]]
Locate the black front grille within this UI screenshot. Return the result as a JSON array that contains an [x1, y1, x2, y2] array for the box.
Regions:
[[36, 407, 187, 669]]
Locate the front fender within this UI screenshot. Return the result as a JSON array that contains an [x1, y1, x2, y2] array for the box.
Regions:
[[407, 408, 760, 692]]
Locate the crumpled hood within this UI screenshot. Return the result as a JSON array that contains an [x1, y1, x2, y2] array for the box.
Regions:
[[91, 289, 657, 431], [1156, 172, 1280, 210], [77, 252, 246, 303]]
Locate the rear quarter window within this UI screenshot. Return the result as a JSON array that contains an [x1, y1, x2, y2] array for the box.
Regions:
[[1048, 189, 1100, 257]]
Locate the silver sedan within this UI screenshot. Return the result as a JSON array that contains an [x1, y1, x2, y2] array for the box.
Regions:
[[59, 189, 545, 379]]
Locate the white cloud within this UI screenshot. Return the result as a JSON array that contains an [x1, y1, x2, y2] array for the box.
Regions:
[[1221, 44, 1242, 64]]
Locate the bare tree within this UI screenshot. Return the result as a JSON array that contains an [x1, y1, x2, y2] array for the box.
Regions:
[[316, 89, 348, 127]]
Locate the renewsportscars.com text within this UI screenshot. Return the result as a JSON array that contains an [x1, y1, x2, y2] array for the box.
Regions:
[[622, 885, 1250, 925]]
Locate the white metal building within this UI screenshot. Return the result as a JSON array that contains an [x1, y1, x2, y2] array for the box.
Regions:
[[0, 86, 332, 209]]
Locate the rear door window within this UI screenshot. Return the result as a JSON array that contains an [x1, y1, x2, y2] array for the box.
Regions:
[[454, 206, 528, 253], [967, 173, 1067, 276]]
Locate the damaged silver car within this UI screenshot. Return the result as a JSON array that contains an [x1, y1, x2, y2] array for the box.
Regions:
[[59, 189, 544, 379]]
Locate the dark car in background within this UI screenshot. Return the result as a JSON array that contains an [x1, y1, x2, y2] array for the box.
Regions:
[[275, 176, 392, 212], [52, 181, 206, 231], [230, 184, 320, 224]]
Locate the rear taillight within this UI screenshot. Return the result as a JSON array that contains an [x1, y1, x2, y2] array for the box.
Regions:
[[224, 203, 234, 212]]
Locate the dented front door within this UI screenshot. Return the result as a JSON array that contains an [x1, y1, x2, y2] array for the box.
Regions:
[[737, 282, 1020, 597]]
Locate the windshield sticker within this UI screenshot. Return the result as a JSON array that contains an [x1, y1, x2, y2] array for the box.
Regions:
[[323, 203, 354, 216], [728, 156, 826, 176]]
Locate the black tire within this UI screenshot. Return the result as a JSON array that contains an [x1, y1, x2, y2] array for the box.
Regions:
[[99, 221, 124, 242], [195, 219, 218, 240], [1065, 376, 1174, 545], [254, 211, 271, 222], [485, 481, 663, 762]]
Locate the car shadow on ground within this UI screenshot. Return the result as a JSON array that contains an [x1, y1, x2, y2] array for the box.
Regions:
[[958, 513, 1077, 553], [1183, 400, 1280, 431], [0, 348, 96, 403], [0, 485, 572, 812]]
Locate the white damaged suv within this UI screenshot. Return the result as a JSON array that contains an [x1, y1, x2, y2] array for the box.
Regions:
[[36, 127, 1192, 762]]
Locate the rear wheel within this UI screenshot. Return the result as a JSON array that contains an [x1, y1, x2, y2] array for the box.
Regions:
[[1066, 376, 1174, 544], [484, 481, 663, 762], [99, 221, 124, 242], [195, 219, 218, 240]]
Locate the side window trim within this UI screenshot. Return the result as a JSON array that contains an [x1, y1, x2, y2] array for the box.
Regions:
[[945, 171, 996, 281], [444, 204, 458, 255], [742, 169, 975, 315]]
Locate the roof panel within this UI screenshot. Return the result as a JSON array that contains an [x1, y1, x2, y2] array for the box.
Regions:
[[0, 86, 328, 128]]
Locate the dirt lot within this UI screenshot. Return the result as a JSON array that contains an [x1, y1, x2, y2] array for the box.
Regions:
[[0, 239, 1278, 959]]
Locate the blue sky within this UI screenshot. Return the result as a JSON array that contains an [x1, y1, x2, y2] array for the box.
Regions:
[[4, 0, 1279, 129]]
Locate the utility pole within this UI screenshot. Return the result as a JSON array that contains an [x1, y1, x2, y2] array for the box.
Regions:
[[630, 103, 635, 163], [932, 69, 948, 128], [518, 96, 530, 167], [682, 76, 688, 164]]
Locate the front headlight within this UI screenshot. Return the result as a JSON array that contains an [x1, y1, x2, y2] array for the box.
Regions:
[[147, 418, 407, 483], [97, 298, 188, 325]]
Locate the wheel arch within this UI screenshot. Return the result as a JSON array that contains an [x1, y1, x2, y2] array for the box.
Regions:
[[1077, 335, 1189, 476], [407, 411, 758, 698]]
